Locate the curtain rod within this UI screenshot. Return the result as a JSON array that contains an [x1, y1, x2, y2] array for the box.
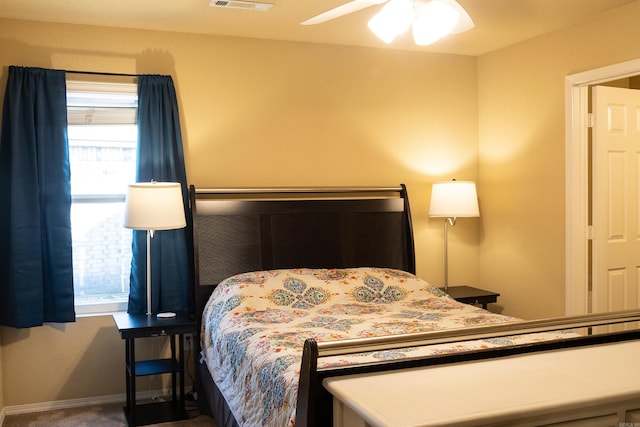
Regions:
[[64, 69, 140, 78]]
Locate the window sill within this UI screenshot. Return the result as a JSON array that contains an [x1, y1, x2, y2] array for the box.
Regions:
[[75, 301, 128, 317]]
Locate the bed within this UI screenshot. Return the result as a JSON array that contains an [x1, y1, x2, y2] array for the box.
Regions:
[[190, 185, 640, 427]]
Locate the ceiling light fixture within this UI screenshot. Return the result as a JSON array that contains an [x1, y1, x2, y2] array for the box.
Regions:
[[209, 0, 273, 12], [368, 0, 474, 45]]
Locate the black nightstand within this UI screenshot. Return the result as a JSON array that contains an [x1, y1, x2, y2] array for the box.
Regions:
[[113, 311, 196, 427], [442, 285, 500, 309]]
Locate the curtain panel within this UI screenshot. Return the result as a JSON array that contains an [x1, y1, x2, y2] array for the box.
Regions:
[[0, 66, 75, 328], [129, 75, 193, 315]]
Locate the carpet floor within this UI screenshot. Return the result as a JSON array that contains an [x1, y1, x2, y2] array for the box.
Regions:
[[2, 402, 217, 427]]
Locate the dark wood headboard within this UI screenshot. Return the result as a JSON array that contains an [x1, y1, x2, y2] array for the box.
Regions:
[[189, 185, 416, 315]]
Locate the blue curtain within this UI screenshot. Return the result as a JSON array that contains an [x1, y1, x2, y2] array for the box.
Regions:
[[129, 75, 193, 314], [0, 66, 75, 328]]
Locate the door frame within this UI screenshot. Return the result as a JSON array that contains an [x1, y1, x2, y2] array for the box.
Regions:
[[565, 58, 640, 315]]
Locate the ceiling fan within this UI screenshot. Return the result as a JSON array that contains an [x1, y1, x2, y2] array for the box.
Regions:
[[301, 0, 474, 46]]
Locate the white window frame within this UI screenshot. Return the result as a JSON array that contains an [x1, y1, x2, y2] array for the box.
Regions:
[[67, 79, 138, 315]]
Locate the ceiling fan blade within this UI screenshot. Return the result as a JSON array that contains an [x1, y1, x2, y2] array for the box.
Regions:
[[443, 0, 475, 33], [301, 0, 388, 25]]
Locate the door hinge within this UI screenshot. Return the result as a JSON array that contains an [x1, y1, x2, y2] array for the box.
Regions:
[[587, 225, 594, 240], [586, 113, 594, 128]]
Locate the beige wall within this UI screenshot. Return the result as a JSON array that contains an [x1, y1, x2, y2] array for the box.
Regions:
[[0, 17, 478, 406], [477, 1, 640, 319], [0, 318, 124, 405], [0, 317, 175, 406]]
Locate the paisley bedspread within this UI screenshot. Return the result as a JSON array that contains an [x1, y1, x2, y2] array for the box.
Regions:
[[201, 267, 568, 426]]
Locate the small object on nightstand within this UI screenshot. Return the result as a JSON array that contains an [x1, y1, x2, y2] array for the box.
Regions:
[[157, 312, 176, 318], [442, 285, 500, 310], [113, 311, 196, 427]]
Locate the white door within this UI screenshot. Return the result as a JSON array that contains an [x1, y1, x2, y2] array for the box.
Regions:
[[592, 85, 640, 323]]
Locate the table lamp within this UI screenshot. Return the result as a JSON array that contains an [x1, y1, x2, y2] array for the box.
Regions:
[[124, 181, 186, 316], [428, 179, 479, 292]]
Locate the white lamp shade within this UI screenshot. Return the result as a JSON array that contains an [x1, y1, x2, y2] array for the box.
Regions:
[[429, 180, 480, 218], [124, 182, 186, 230]]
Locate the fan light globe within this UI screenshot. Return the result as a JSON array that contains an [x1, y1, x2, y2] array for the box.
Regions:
[[366, 0, 474, 45], [412, 0, 459, 45], [302, 0, 474, 46], [368, 0, 414, 43], [368, 10, 400, 43]]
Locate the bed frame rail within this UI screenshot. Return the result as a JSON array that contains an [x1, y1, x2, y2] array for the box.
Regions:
[[316, 308, 640, 356], [193, 186, 406, 194], [295, 309, 640, 427]]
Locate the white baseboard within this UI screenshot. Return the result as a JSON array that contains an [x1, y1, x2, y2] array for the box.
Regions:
[[3, 389, 167, 417]]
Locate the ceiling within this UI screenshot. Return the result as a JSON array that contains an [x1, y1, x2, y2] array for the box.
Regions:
[[0, 0, 636, 56]]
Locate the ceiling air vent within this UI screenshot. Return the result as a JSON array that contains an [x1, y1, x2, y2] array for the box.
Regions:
[[209, 0, 273, 12]]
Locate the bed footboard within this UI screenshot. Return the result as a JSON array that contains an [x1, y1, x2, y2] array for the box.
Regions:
[[295, 309, 640, 427]]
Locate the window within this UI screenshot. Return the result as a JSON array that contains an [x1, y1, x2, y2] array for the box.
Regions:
[[67, 80, 138, 314]]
